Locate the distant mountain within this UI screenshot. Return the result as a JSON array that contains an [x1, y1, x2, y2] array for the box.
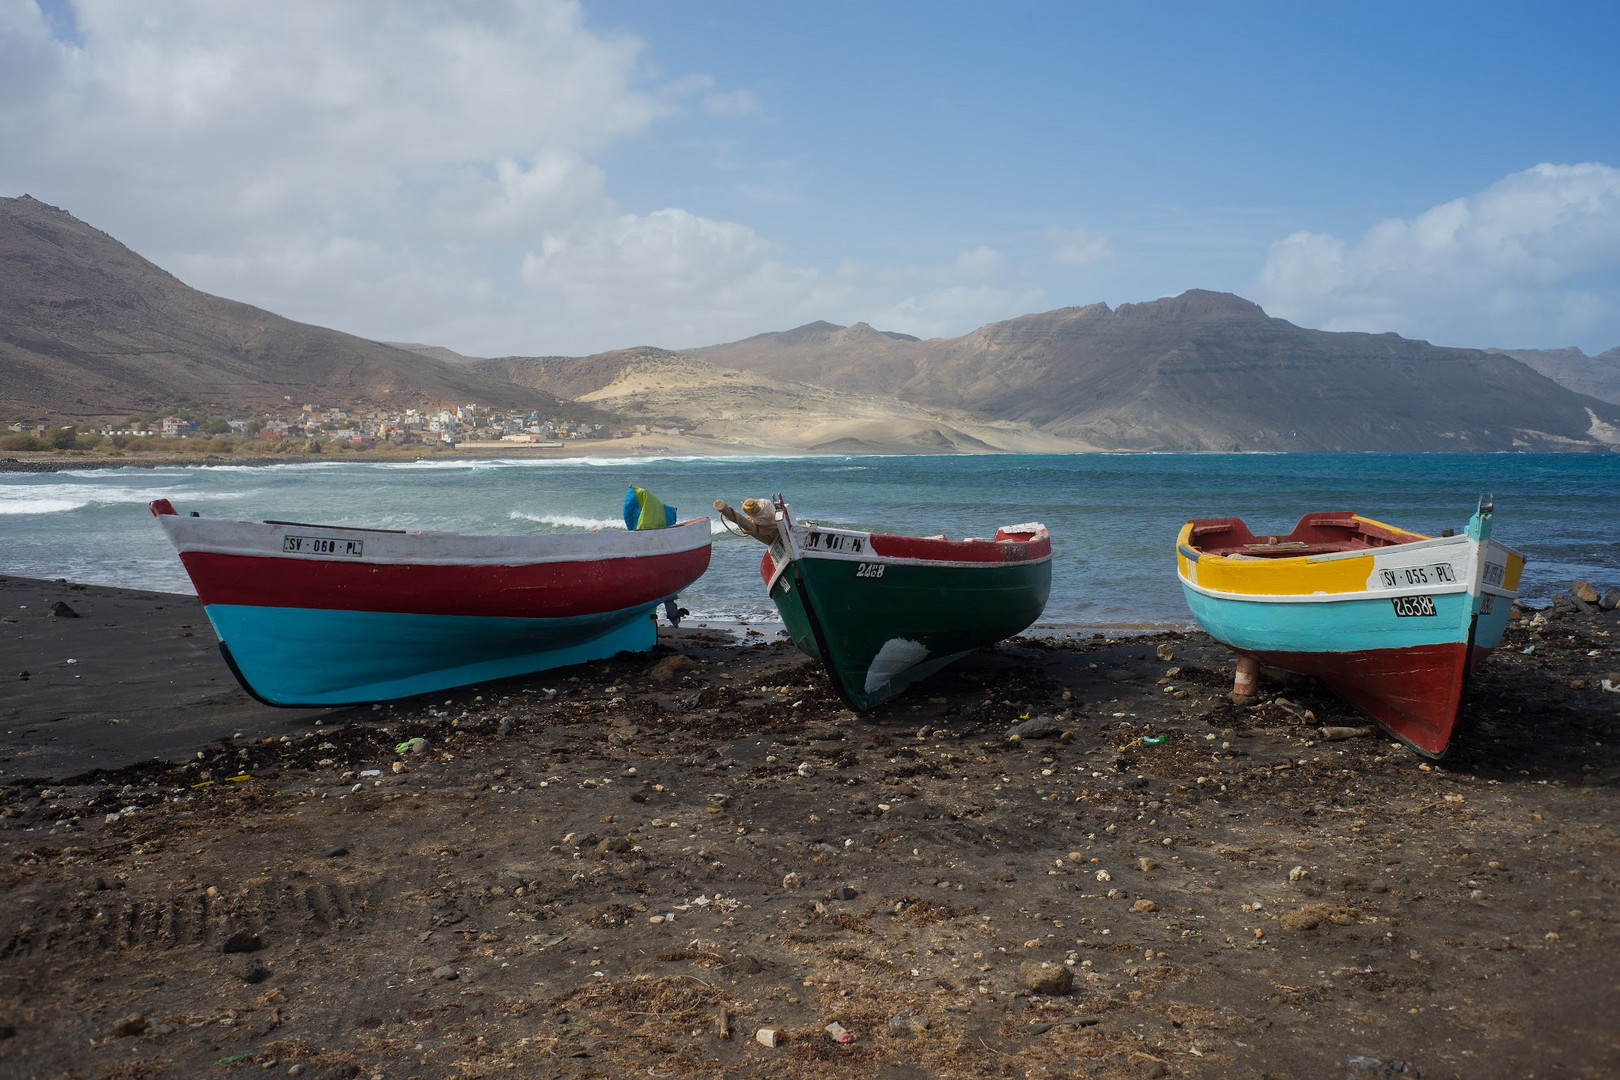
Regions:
[[1489, 347, 1620, 406], [689, 321, 923, 396], [0, 195, 575, 423], [681, 291, 1620, 452], [473, 347, 1083, 454], [384, 342, 488, 366]]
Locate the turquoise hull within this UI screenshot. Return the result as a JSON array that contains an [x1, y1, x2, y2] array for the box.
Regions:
[[204, 602, 658, 706], [1178, 587, 1511, 655]]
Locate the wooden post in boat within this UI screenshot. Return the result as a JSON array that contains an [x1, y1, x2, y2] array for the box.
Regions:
[[714, 499, 779, 545], [1231, 655, 1259, 704]]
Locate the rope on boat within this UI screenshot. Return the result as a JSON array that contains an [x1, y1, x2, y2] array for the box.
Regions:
[[713, 499, 779, 545]]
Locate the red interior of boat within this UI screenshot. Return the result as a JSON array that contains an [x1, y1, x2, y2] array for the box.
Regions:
[[1186, 511, 1419, 558]]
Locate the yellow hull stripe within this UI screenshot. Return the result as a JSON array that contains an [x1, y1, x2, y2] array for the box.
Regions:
[[1176, 515, 1419, 598]]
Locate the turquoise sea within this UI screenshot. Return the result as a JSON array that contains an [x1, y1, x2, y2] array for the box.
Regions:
[[2, 453, 1616, 630]]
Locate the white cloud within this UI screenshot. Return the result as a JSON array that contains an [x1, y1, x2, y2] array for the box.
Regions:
[[873, 284, 1048, 341], [517, 208, 847, 350], [523, 209, 779, 295], [703, 88, 762, 117], [854, 250, 1046, 340], [949, 246, 1002, 279], [0, 0, 691, 353], [429, 152, 613, 241], [1257, 163, 1620, 347], [1045, 225, 1115, 267], [0, 0, 1067, 356]]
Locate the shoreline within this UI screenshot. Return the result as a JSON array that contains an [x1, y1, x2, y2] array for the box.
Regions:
[[1, 436, 842, 473], [10, 442, 1619, 475]]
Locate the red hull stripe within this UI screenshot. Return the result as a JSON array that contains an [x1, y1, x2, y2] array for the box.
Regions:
[[1245, 642, 1487, 757], [179, 546, 711, 619], [863, 532, 1051, 563]]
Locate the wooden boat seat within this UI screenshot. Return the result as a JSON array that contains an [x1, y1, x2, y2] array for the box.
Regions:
[[1186, 511, 1420, 558], [1227, 543, 1355, 558]]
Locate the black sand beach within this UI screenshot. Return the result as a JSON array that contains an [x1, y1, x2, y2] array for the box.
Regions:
[[1, 574, 1617, 1079]]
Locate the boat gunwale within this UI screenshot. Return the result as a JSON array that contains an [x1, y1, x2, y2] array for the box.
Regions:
[[786, 521, 1052, 568], [795, 542, 1053, 570], [153, 503, 714, 566]]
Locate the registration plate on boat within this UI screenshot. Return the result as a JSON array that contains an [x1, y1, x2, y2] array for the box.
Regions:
[[1390, 594, 1436, 618], [282, 534, 364, 557], [1378, 563, 1455, 588]]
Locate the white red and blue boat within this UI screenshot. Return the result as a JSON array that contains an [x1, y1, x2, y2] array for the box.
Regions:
[[150, 498, 711, 706], [716, 496, 1051, 710], [1176, 498, 1525, 757]]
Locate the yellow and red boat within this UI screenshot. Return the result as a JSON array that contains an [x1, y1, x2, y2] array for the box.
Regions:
[[1176, 499, 1525, 757]]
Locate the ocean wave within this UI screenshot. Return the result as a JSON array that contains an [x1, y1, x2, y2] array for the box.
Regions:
[[0, 494, 93, 515], [502, 452, 801, 468], [507, 511, 625, 531], [16, 477, 271, 507], [505, 511, 754, 537], [180, 461, 343, 473], [158, 459, 354, 474], [0, 481, 174, 515]]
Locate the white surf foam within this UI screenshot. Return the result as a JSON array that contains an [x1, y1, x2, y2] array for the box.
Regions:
[[508, 511, 625, 531]]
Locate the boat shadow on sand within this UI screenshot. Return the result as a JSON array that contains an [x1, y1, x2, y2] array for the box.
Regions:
[[1441, 607, 1620, 784], [1199, 602, 1618, 786]]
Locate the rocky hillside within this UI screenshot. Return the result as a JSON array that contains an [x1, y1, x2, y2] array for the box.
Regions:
[[1491, 347, 1620, 406], [685, 292, 1620, 452], [475, 349, 1089, 454], [0, 195, 575, 424]]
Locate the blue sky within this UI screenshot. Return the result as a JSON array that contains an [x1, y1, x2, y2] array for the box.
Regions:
[[3, 1, 1618, 357]]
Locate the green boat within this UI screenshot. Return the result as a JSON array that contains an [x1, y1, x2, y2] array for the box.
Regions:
[[716, 496, 1053, 710]]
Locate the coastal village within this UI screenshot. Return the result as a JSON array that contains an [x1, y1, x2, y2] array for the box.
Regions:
[[2, 402, 676, 451]]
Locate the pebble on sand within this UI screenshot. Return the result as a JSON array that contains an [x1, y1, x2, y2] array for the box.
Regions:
[[889, 1009, 930, 1036], [1019, 960, 1074, 995]]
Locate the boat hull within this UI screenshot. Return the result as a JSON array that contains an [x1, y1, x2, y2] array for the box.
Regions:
[[1180, 585, 1511, 755], [760, 512, 1051, 710], [208, 603, 661, 706], [151, 500, 711, 706], [1176, 506, 1523, 757], [1225, 641, 1489, 759]]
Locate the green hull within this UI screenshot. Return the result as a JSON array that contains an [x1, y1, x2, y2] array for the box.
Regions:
[[770, 552, 1052, 710]]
